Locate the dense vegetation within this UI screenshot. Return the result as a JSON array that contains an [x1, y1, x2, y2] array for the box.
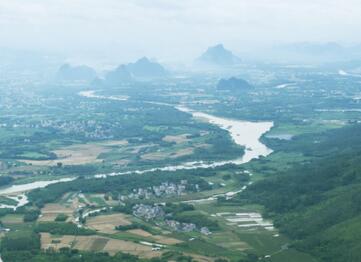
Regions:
[[173, 211, 219, 231], [242, 124, 361, 262], [55, 213, 69, 222], [35, 222, 95, 235], [23, 209, 41, 222], [1, 231, 40, 252], [0, 176, 14, 187], [0, 85, 244, 176], [115, 222, 150, 232], [1, 249, 152, 262], [28, 171, 211, 206], [163, 203, 219, 230]]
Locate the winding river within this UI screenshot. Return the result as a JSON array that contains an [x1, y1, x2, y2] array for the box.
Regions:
[[0, 90, 273, 207], [0, 178, 75, 196]]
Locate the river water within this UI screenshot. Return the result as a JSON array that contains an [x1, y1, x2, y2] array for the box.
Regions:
[[0, 178, 76, 209], [0, 178, 75, 196], [0, 90, 273, 205]]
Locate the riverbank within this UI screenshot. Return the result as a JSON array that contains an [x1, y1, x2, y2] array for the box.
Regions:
[[0, 90, 273, 207]]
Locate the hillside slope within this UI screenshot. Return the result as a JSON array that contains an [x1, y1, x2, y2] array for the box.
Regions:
[[243, 124, 361, 262]]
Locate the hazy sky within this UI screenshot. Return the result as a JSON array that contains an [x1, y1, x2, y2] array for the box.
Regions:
[[1, 0, 361, 63]]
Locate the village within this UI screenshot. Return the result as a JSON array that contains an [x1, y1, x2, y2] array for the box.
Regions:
[[132, 203, 212, 235], [118, 180, 197, 201]]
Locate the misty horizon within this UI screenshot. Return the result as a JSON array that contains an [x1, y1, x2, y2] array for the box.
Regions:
[[2, 0, 361, 65]]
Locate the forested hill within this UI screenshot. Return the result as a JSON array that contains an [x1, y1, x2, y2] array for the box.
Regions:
[[243, 124, 361, 262]]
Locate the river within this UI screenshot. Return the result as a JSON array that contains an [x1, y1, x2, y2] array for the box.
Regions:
[[0, 178, 76, 209], [0, 178, 76, 196], [0, 90, 273, 205]]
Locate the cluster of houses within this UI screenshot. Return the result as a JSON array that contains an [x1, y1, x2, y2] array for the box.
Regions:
[[132, 204, 211, 235], [119, 180, 194, 201], [1, 117, 115, 140], [132, 204, 165, 221], [164, 219, 196, 232], [39, 119, 114, 140], [163, 219, 211, 235]]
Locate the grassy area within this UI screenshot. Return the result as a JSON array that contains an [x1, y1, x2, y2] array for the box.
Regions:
[[86, 194, 107, 206], [245, 151, 310, 180], [267, 121, 343, 137], [269, 249, 319, 262], [190, 201, 315, 262], [0, 196, 18, 206], [1, 214, 24, 225]]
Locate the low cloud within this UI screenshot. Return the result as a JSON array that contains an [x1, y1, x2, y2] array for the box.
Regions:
[[0, 0, 360, 62]]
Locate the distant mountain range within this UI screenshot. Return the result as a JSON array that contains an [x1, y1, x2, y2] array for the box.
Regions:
[[281, 42, 344, 55], [196, 44, 241, 67], [56, 64, 97, 83], [127, 57, 168, 79], [217, 77, 253, 91], [104, 57, 168, 85], [55, 57, 168, 86], [104, 65, 132, 85], [266, 42, 361, 63]]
